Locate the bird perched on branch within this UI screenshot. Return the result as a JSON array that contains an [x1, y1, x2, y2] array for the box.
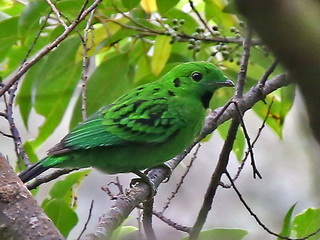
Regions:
[[19, 62, 234, 185]]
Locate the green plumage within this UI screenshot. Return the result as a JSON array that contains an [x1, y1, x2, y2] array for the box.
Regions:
[[19, 62, 234, 182]]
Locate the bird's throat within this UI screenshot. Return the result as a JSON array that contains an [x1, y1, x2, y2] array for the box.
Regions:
[[201, 91, 214, 109]]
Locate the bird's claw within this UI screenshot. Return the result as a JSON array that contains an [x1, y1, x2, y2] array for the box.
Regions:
[[159, 163, 172, 183], [130, 171, 157, 198], [144, 163, 172, 183]]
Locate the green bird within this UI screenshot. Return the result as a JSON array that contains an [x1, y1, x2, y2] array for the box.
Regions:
[[19, 62, 234, 183]]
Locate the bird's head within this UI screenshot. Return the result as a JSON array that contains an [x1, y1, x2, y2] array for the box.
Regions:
[[162, 62, 234, 108]]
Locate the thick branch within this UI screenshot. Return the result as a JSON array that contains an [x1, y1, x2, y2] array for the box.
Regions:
[[85, 167, 169, 240], [0, 154, 64, 240]]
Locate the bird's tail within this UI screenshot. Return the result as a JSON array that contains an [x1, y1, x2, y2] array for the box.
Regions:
[[19, 160, 50, 183]]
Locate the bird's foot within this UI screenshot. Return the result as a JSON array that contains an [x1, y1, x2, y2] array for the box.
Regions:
[[130, 171, 157, 198], [145, 163, 172, 183]]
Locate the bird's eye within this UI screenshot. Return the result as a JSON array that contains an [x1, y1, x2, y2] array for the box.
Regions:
[[191, 72, 203, 82]]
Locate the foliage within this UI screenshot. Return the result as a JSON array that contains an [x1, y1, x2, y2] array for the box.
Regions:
[[279, 205, 320, 240], [0, 0, 315, 239], [41, 170, 90, 237]]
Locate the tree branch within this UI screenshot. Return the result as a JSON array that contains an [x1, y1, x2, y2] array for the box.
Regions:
[[45, 0, 68, 29], [0, 0, 102, 97], [143, 198, 157, 240], [0, 154, 64, 239], [235, 28, 252, 98], [190, 118, 239, 239]]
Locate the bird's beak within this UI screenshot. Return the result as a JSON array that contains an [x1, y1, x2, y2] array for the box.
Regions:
[[216, 79, 234, 87]]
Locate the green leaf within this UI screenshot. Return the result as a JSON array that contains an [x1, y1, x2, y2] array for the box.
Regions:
[[15, 141, 38, 172], [151, 35, 172, 75], [218, 120, 245, 161], [292, 208, 320, 240], [42, 198, 78, 238], [250, 47, 282, 73], [121, 0, 140, 10], [157, 0, 180, 14], [41, 170, 90, 237], [280, 84, 295, 125], [56, 0, 95, 19], [18, 0, 49, 44], [16, 36, 82, 147], [252, 94, 283, 137], [102, 27, 137, 50], [48, 170, 91, 206], [223, 0, 237, 14], [203, 0, 238, 33], [15, 62, 34, 127], [23, 141, 39, 164], [278, 203, 297, 240], [98, 0, 118, 17], [180, 228, 248, 240], [111, 225, 139, 240], [70, 53, 134, 128], [134, 54, 151, 83], [0, 16, 18, 63], [1, 26, 49, 79], [0, 0, 24, 16]]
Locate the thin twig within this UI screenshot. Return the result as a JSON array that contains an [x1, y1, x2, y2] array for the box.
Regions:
[[232, 99, 274, 182], [114, 4, 155, 32], [153, 210, 191, 233], [188, 0, 215, 36], [235, 28, 252, 98], [0, 112, 7, 118], [101, 177, 125, 199], [0, 131, 14, 138], [26, 168, 77, 190], [233, 102, 262, 179], [0, 0, 102, 97], [81, 8, 96, 120], [20, 8, 53, 68], [259, 59, 279, 87], [189, 119, 240, 240], [5, 83, 30, 166], [100, 17, 262, 46], [225, 171, 320, 240], [76, 0, 89, 21], [143, 198, 157, 240], [77, 200, 94, 240], [45, 0, 68, 29], [160, 143, 202, 215]]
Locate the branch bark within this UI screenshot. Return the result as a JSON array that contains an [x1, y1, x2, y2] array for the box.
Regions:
[[0, 154, 64, 239]]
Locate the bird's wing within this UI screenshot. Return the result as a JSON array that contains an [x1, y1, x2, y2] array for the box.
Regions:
[[47, 98, 184, 155], [47, 106, 124, 155], [103, 97, 184, 143]]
